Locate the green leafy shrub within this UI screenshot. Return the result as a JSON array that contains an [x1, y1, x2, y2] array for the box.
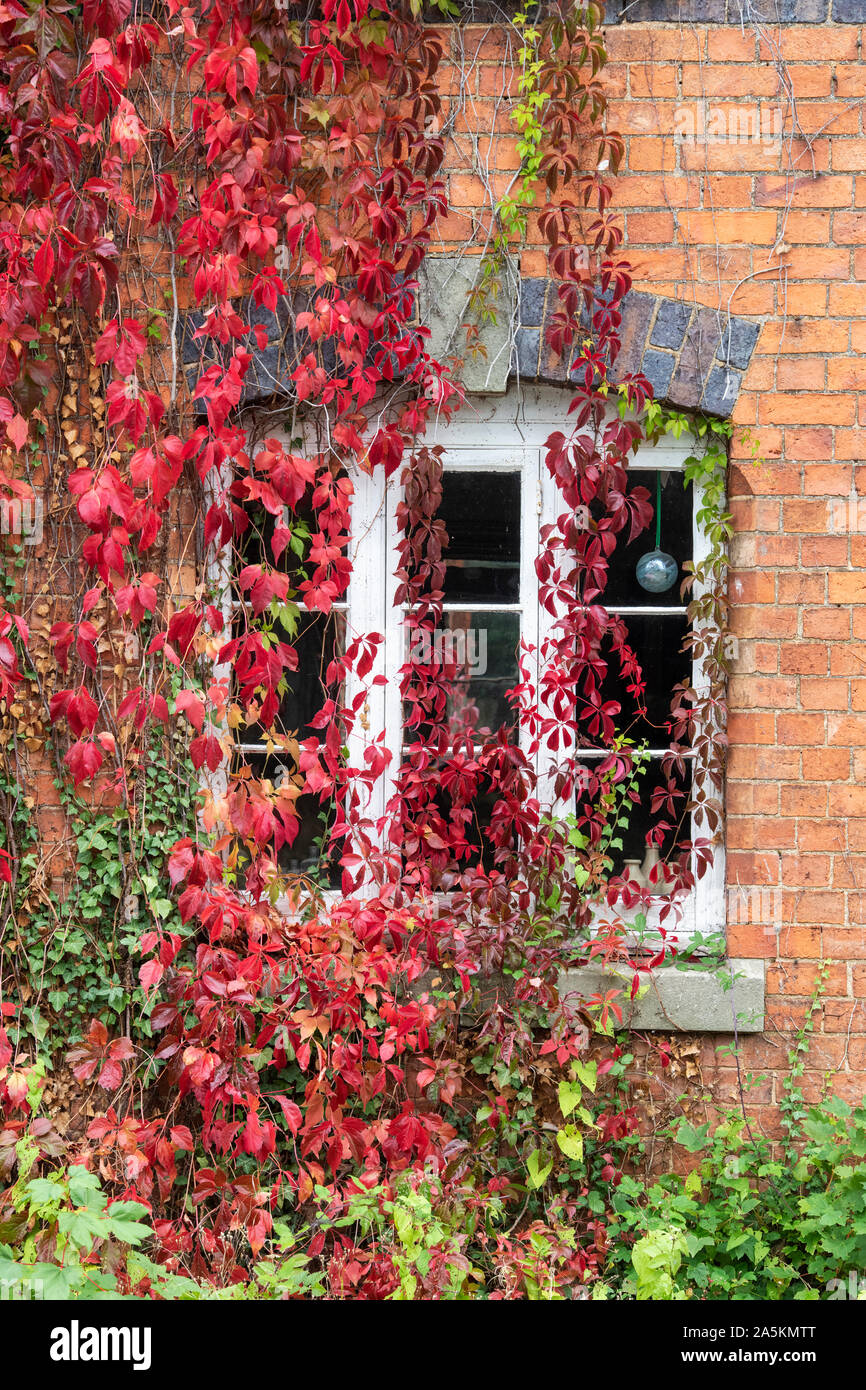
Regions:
[[598, 1098, 866, 1300]]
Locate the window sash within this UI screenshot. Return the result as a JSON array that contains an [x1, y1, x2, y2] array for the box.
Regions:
[[222, 393, 725, 942]]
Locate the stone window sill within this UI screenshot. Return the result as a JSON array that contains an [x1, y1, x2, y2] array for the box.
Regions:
[[559, 958, 765, 1033]]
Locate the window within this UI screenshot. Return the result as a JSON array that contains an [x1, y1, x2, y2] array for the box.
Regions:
[[227, 384, 725, 939]]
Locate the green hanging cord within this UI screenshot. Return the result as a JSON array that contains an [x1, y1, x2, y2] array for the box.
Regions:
[[654, 472, 661, 550]]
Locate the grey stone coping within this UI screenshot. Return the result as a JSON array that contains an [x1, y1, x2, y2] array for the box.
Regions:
[[181, 277, 760, 420], [515, 281, 759, 417], [419, 254, 519, 395], [559, 957, 766, 1032], [417, 957, 765, 1033], [603, 0, 861, 22]]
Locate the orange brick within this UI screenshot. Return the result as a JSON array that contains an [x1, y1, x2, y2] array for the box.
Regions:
[[755, 174, 853, 208], [780, 643, 827, 675], [783, 210, 832, 244], [829, 714, 866, 746], [476, 64, 519, 97], [795, 891, 846, 924], [753, 643, 781, 674], [784, 248, 852, 281], [769, 961, 846, 996], [776, 358, 826, 391], [680, 210, 779, 245], [726, 850, 780, 884], [726, 786, 780, 817], [787, 66, 834, 100], [727, 817, 796, 851], [728, 747, 800, 779], [761, 394, 855, 426], [629, 65, 678, 100], [837, 66, 866, 99], [681, 66, 783, 98], [600, 63, 628, 100], [829, 640, 866, 675], [703, 175, 754, 207], [728, 675, 798, 708], [780, 284, 828, 316], [729, 283, 776, 314], [799, 816, 847, 848], [802, 749, 851, 782], [732, 606, 798, 639], [829, 573, 866, 604], [829, 284, 866, 317], [680, 141, 778, 173], [833, 141, 866, 174], [612, 175, 701, 208], [626, 211, 676, 242], [606, 30, 704, 62], [797, 102, 861, 137], [831, 787, 866, 818], [777, 712, 826, 745], [800, 675, 849, 706], [782, 499, 832, 532], [803, 465, 851, 495], [730, 571, 776, 604], [707, 29, 757, 62], [757, 320, 848, 355], [829, 357, 866, 391], [627, 137, 676, 172], [824, 1000, 866, 1033], [802, 537, 848, 566], [778, 848, 831, 881]]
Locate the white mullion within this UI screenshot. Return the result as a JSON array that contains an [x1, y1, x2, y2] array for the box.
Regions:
[[536, 439, 570, 811], [204, 453, 234, 813], [345, 465, 390, 830], [382, 474, 403, 818], [438, 602, 523, 614], [517, 450, 539, 773], [690, 463, 727, 940], [607, 605, 688, 617]]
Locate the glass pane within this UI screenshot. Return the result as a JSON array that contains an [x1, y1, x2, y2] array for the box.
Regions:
[[241, 610, 345, 744], [593, 469, 693, 608], [404, 609, 521, 738], [575, 755, 693, 882], [439, 470, 521, 603], [590, 612, 690, 747], [235, 496, 317, 577], [235, 750, 342, 889]]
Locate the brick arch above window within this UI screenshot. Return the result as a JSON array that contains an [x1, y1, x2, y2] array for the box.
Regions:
[[514, 282, 760, 419], [181, 278, 760, 421]]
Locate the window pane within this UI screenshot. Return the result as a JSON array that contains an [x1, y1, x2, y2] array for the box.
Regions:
[[235, 750, 342, 889], [241, 610, 345, 744], [575, 756, 693, 881], [592, 612, 690, 746], [439, 470, 521, 603], [596, 469, 693, 608], [405, 609, 521, 738]]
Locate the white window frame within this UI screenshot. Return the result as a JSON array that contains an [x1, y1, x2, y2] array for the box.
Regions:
[[221, 385, 725, 944]]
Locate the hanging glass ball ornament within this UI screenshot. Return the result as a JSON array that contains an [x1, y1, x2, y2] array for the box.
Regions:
[[636, 470, 678, 593], [636, 548, 678, 593]]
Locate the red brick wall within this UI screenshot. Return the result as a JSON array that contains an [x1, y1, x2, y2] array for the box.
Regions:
[[22, 14, 866, 1141], [423, 15, 866, 1131], [602, 20, 866, 1131]]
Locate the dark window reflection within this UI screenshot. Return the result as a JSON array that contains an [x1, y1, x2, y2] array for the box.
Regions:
[[590, 612, 690, 746], [594, 469, 692, 609], [233, 751, 342, 889], [439, 470, 521, 603], [575, 755, 693, 878], [404, 609, 520, 738]]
